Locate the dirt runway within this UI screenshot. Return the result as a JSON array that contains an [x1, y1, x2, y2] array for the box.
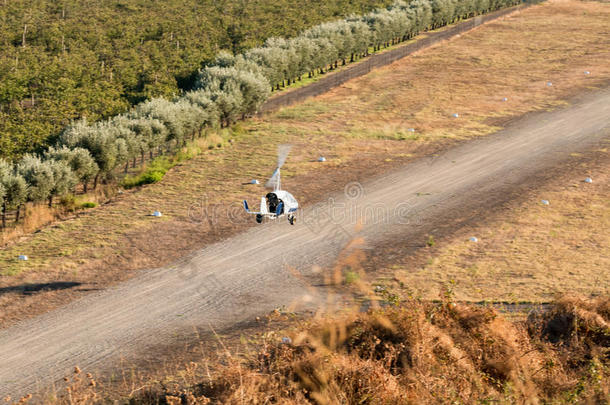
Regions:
[[0, 89, 609, 398]]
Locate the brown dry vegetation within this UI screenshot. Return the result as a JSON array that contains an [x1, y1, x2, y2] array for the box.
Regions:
[[1, 0, 609, 328], [25, 295, 608, 404]]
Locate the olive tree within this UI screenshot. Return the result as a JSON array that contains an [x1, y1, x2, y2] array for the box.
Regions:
[[241, 70, 271, 115], [17, 154, 55, 206], [274, 37, 301, 84], [197, 65, 269, 121], [244, 46, 287, 90], [201, 79, 244, 127], [453, 0, 467, 19], [123, 117, 168, 159], [214, 50, 236, 68], [365, 12, 395, 49], [107, 116, 142, 171], [45, 146, 99, 192], [347, 19, 372, 59], [306, 20, 365, 66], [86, 123, 129, 182], [388, 8, 413, 42], [475, 0, 491, 14], [59, 120, 125, 188], [0, 160, 27, 227], [288, 37, 319, 78], [135, 98, 204, 149], [430, 0, 454, 28], [173, 99, 207, 143], [409, 0, 433, 32], [262, 37, 297, 87], [47, 159, 78, 207], [184, 91, 221, 131], [310, 37, 338, 74]]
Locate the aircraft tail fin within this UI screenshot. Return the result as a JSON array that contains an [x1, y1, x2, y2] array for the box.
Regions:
[[260, 196, 268, 215]]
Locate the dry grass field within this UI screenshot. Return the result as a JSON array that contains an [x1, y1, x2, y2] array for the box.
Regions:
[[263, 0, 610, 146], [0, 0, 609, 328], [373, 150, 610, 303]]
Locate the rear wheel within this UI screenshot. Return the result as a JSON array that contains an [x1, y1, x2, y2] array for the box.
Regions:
[[288, 215, 295, 225], [256, 214, 263, 224]]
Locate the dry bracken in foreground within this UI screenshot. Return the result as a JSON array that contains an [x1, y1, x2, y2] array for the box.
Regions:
[[37, 295, 609, 404]]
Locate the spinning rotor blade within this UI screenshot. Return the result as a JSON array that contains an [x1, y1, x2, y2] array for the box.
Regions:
[[277, 144, 292, 169], [265, 144, 292, 188], [265, 168, 280, 189]]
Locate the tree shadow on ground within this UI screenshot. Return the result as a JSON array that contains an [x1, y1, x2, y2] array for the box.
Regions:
[[0, 282, 98, 296]]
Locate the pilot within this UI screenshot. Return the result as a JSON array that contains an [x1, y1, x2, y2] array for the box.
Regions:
[[277, 200, 284, 215], [266, 193, 278, 213], [266, 193, 284, 215]]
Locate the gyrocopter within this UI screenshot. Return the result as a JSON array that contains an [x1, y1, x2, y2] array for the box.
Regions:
[[243, 144, 299, 225]]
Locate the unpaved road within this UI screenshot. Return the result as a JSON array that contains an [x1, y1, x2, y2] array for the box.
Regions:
[[1, 89, 609, 398]]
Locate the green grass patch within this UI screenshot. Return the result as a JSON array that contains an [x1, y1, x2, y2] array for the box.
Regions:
[[122, 156, 174, 189], [60, 195, 99, 212], [274, 102, 330, 120], [344, 270, 360, 284], [347, 127, 421, 141], [121, 133, 228, 189]]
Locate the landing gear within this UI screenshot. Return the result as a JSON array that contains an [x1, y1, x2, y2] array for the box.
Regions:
[[288, 214, 295, 225], [256, 214, 263, 224]]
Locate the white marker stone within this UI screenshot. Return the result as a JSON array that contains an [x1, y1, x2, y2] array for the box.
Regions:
[[281, 337, 292, 344], [153, 211, 162, 217], [469, 237, 478, 243], [452, 113, 459, 118], [546, 82, 553, 87], [250, 179, 260, 184], [584, 177, 593, 183], [318, 156, 326, 162], [502, 97, 508, 102], [584, 71, 590, 75], [18, 255, 28, 261], [541, 200, 550, 205]]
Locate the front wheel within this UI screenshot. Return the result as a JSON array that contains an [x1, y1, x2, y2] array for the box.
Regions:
[[288, 215, 295, 225]]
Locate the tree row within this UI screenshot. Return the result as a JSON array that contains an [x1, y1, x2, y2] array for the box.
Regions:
[[0, 0, 521, 229]]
